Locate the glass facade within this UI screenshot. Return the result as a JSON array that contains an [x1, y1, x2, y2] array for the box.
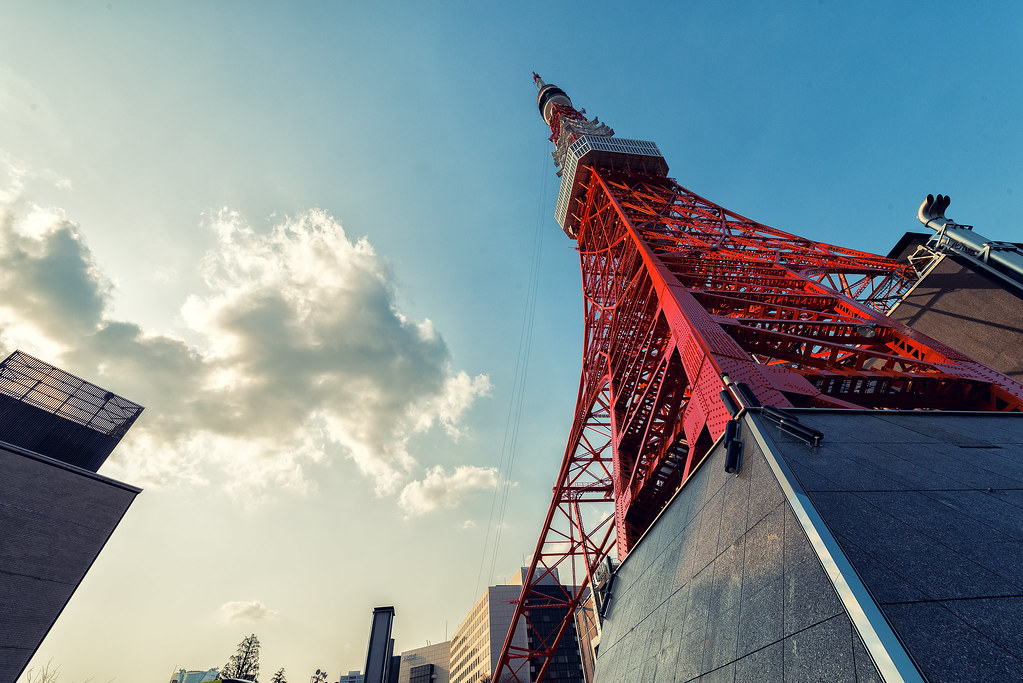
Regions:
[[408, 664, 434, 683]]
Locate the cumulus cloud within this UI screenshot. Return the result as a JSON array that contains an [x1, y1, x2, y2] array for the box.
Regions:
[[0, 166, 496, 512], [398, 465, 500, 517], [219, 600, 279, 623]]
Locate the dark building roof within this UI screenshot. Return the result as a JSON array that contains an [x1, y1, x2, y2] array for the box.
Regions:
[[0, 350, 143, 472]]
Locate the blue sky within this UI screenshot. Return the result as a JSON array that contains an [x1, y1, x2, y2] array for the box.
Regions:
[[2, 2, 1021, 681]]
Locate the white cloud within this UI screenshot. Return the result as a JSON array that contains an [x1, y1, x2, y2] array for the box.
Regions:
[[218, 600, 279, 623], [398, 465, 500, 517], [0, 168, 496, 513]]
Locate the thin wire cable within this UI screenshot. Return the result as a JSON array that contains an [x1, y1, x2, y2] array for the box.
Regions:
[[472, 140, 551, 600], [475, 142, 549, 593], [489, 175, 545, 586]]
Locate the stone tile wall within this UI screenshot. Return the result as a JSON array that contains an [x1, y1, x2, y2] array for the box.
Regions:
[[776, 411, 1023, 682], [594, 418, 880, 682]]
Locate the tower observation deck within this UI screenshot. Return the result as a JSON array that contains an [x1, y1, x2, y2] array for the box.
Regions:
[[494, 75, 1023, 682]]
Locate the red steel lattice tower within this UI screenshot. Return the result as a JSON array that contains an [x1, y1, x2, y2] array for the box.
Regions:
[[493, 75, 1023, 682]]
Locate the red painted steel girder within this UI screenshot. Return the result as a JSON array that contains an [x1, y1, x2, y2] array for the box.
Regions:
[[584, 167, 1023, 538], [498, 84, 1023, 683]]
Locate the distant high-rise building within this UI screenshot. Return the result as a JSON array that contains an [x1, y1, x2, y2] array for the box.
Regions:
[[397, 641, 450, 683], [362, 606, 398, 683], [572, 590, 598, 683], [170, 669, 219, 683], [388, 655, 400, 683], [336, 673, 364, 683], [450, 569, 587, 683], [0, 350, 143, 683]]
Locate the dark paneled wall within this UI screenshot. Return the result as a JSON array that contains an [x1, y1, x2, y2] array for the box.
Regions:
[[888, 256, 1023, 381], [526, 584, 586, 681], [0, 395, 119, 472], [776, 411, 1023, 681], [594, 420, 880, 682], [0, 444, 138, 683]]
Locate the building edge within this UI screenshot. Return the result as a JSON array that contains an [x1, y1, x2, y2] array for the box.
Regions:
[[743, 412, 924, 682], [1, 441, 141, 683]]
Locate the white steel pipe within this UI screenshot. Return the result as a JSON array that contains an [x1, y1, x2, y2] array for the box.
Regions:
[[917, 194, 1023, 280]]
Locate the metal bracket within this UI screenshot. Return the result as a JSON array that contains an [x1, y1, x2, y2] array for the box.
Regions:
[[594, 556, 617, 621], [758, 405, 825, 447], [723, 418, 744, 474], [719, 374, 823, 447]]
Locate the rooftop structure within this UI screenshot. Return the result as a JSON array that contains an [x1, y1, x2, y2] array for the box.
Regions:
[[0, 352, 142, 683], [171, 669, 219, 683], [0, 349, 143, 471]]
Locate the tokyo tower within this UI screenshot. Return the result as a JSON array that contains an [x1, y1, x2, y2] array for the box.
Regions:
[[493, 74, 1023, 682]]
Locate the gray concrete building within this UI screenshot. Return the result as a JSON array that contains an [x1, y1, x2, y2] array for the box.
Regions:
[[398, 641, 450, 683], [451, 568, 588, 683]]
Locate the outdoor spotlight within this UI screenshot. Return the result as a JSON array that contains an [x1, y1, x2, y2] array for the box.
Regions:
[[724, 438, 743, 474], [724, 419, 739, 445], [719, 388, 740, 417], [733, 382, 762, 407]]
